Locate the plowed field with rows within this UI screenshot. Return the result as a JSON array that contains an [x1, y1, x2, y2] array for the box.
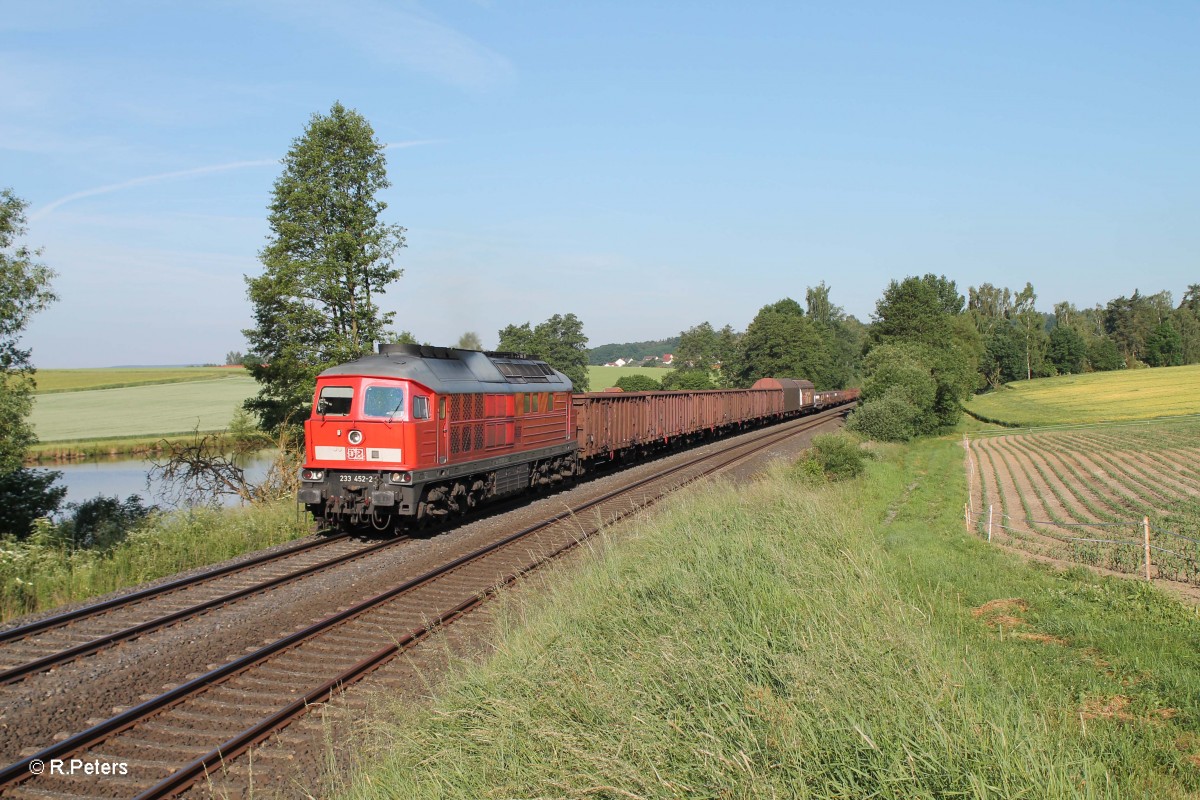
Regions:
[[967, 419, 1200, 584]]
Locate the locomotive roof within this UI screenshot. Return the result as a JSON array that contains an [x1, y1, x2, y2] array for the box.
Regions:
[[317, 343, 573, 395]]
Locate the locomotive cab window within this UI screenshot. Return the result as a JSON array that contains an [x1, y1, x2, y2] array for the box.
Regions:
[[316, 386, 353, 416], [413, 395, 430, 420], [363, 386, 406, 419]]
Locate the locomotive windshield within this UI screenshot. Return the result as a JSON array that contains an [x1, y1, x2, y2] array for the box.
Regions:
[[316, 386, 353, 416], [363, 385, 407, 420]]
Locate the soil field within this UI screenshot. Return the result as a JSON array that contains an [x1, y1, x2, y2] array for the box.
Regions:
[[967, 418, 1200, 584], [29, 376, 258, 441], [966, 363, 1200, 426], [34, 366, 247, 393]]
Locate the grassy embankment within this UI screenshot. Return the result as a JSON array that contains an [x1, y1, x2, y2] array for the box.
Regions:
[[966, 363, 1200, 427], [337, 436, 1200, 797], [0, 501, 311, 623]]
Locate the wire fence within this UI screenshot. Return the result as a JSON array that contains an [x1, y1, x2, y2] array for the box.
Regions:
[[962, 435, 1200, 586]]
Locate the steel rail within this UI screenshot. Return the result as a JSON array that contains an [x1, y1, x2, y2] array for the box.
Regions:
[[0, 532, 351, 645], [0, 536, 404, 686]]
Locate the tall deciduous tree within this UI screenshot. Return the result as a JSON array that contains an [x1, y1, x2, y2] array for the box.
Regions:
[[498, 313, 590, 391], [0, 190, 58, 474], [863, 274, 980, 432], [244, 103, 406, 433], [0, 189, 66, 536]]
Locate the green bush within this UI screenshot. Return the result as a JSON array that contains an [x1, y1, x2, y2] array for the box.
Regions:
[[614, 374, 663, 392], [810, 431, 867, 480], [847, 389, 923, 442], [0, 468, 67, 538], [791, 455, 826, 485], [661, 368, 714, 390]]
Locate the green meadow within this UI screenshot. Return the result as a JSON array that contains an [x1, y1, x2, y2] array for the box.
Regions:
[[966, 364, 1200, 427], [586, 365, 671, 389], [29, 377, 258, 443], [34, 366, 247, 393]]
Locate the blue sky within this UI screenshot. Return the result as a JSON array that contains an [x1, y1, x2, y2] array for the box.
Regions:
[[4, 1, 1197, 368]]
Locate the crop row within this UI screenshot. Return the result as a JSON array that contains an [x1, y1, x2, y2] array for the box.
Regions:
[[966, 423, 1200, 585]]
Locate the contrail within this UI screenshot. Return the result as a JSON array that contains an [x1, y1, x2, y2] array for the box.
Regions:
[[30, 140, 437, 221], [30, 160, 277, 221]]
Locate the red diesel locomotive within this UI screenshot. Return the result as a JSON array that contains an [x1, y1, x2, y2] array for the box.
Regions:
[[297, 343, 857, 531]]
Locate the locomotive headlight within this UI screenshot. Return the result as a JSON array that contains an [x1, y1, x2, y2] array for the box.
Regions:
[[301, 469, 325, 481], [347, 429, 364, 445], [390, 471, 412, 484]]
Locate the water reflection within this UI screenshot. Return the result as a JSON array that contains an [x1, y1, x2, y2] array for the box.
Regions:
[[45, 451, 278, 511]]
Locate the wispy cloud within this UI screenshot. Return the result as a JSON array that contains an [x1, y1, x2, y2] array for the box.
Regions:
[[257, 0, 514, 91], [30, 160, 278, 221], [31, 139, 439, 221]]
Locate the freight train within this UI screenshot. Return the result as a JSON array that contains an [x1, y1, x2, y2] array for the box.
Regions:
[[296, 343, 858, 531]]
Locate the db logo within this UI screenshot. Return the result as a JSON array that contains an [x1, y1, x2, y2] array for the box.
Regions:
[[347, 448, 365, 461]]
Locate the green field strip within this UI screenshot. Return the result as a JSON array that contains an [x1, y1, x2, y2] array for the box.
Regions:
[[965, 364, 1200, 427], [29, 377, 258, 441], [965, 413, 1200, 439], [34, 367, 248, 393], [585, 365, 671, 389]]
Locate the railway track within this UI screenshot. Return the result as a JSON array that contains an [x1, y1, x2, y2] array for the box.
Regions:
[[0, 408, 844, 799], [0, 532, 408, 685]]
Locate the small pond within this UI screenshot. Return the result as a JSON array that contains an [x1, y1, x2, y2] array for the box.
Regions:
[[36, 451, 279, 513]]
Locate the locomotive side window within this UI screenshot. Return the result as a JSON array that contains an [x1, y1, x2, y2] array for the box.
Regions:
[[317, 386, 353, 416], [364, 386, 406, 419], [439, 397, 447, 420], [413, 396, 430, 420]]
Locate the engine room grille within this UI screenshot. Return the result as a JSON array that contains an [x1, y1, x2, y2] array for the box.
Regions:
[[450, 423, 486, 454]]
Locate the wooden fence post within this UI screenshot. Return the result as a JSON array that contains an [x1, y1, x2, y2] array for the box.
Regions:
[[988, 505, 994, 543], [1143, 516, 1152, 582]]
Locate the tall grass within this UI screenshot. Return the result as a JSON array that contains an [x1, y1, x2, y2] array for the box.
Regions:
[[337, 440, 1200, 798], [0, 501, 311, 622]]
